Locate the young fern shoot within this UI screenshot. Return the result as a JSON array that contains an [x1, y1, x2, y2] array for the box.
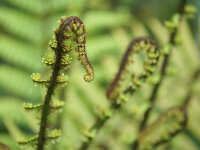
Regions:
[[138, 106, 187, 150], [107, 37, 160, 101], [79, 36, 160, 150], [136, 0, 188, 134], [18, 16, 94, 150], [131, 1, 196, 149]]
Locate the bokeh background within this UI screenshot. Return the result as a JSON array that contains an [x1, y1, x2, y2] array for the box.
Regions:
[[0, 0, 199, 150]]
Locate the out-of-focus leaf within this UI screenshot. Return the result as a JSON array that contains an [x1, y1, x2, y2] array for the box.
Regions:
[[0, 6, 42, 44], [84, 11, 131, 33], [0, 142, 11, 150], [138, 106, 187, 150], [0, 65, 41, 101], [0, 35, 42, 72]]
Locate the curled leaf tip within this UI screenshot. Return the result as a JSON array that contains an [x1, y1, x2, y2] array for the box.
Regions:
[[107, 36, 160, 100], [55, 16, 94, 82]]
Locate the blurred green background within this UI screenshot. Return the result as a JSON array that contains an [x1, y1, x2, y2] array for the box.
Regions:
[[0, 0, 199, 150]]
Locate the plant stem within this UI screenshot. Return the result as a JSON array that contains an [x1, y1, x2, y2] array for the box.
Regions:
[[79, 37, 160, 150], [132, 0, 187, 149], [79, 102, 121, 150], [183, 68, 200, 107], [37, 47, 62, 150]]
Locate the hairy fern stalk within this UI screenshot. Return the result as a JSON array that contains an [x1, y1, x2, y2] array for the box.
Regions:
[[18, 16, 94, 150]]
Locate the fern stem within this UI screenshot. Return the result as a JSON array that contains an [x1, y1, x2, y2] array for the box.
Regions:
[[79, 37, 160, 150], [183, 68, 200, 107], [36, 16, 94, 150], [132, 0, 187, 149], [37, 46, 62, 150], [79, 103, 121, 150]]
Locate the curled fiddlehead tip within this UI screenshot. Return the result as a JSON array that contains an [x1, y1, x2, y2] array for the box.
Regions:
[[54, 16, 94, 82], [107, 36, 160, 100], [138, 106, 187, 150]]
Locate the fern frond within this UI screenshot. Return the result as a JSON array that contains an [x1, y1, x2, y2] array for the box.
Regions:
[[84, 11, 131, 33], [24, 100, 64, 112], [79, 36, 160, 150], [49, 0, 87, 12], [0, 6, 42, 43], [107, 37, 160, 101], [18, 129, 61, 146], [2, 0, 43, 15], [138, 106, 187, 150], [28, 16, 94, 150], [0, 35, 42, 72], [0, 97, 29, 125], [0, 65, 41, 101]]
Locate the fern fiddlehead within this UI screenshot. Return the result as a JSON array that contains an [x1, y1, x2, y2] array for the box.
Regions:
[[107, 37, 159, 101], [18, 16, 94, 150], [132, 0, 190, 149], [137, 0, 187, 131], [57, 16, 94, 82], [138, 106, 187, 150], [79, 36, 160, 150]]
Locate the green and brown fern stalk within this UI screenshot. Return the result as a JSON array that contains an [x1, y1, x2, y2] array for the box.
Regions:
[[183, 68, 200, 107], [18, 16, 94, 150], [79, 36, 160, 150], [107, 37, 159, 101], [137, 106, 187, 150], [136, 0, 187, 133], [131, 0, 196, 149]]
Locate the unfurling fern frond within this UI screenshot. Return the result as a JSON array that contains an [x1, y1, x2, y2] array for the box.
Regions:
[[107, 37, 160, 101], [18, 16, 94, 150], [138, 106, 187, 150], [79, 36, 160, 150]]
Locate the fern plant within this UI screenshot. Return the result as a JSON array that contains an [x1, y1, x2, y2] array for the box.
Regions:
[[79, 36, 160, 150], [17, 16, 94, 150], [0, 0, 199, 150]]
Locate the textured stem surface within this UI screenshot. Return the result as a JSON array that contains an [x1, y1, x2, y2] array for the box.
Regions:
[[37, 46, 62, 150], [37, 16, 94, 150]]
